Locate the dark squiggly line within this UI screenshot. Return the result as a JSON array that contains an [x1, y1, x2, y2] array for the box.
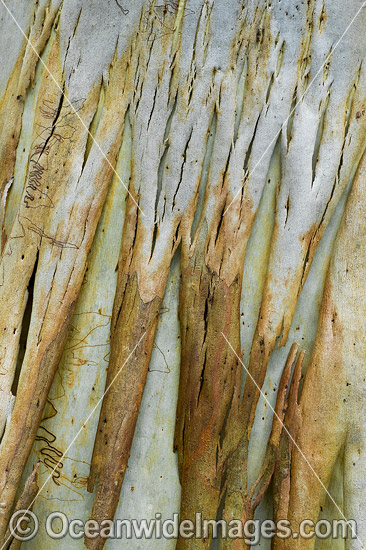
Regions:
[[35, 426, 63, 485], [17, 215, 79, 249], [24, 96, 84, 210], [115, 0, 129, 15], [143, 1, 195, 42]]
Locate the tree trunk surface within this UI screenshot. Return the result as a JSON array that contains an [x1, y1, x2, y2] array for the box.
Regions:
[[0, 1, 366, 550]]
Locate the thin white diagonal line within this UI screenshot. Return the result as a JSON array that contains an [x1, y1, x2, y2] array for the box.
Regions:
[[223, 1, 366, 217], [221, 332, 364, 548], [0, 332, 146, 550], [0, 0, 145, 216]]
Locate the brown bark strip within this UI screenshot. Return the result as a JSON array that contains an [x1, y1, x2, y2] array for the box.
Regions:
[[0, 297, 76, 542], [2, 2, 365, 548], [174, 8, 275, 546], [244, 0, 366, 455], [85, 3, 224, 545], [0, 28, 91, 442], [174, 244, 242, 550], [3, 463, 39, 550], [272, 351, 303, 549], [86, 273, 161, 548], [174, 3, 309, 545]]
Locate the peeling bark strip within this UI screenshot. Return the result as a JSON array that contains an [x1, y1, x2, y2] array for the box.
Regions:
[[174, 2, 366, 548], [246, 0, 366, 446], [85, 1, 218, 544], [174, 2, 307, 547], [3, 463, 39, 550], [87, 273, 161, 539], [272, 351, 304, 548], [175, 252, 242, 548], [86, 2, 248, 545], [0, 0, 63, 252], [276, 149, 366, 550]]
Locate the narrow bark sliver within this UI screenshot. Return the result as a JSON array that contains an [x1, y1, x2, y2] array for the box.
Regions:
[[86, 272, 162, 533]]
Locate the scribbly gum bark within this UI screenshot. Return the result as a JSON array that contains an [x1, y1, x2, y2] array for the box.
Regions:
[[1, 1, 366, 549], [0, 0, 62, 251], [86, 2, 285, 543], [0, 26, 80, 439], [174, 2, 307, 547], [246, 0, 366, 444], [86, 4, 192, 548], [0, 3, 134, 539]]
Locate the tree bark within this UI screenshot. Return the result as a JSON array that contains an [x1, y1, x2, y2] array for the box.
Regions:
[[0, 2, 366, 550]]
